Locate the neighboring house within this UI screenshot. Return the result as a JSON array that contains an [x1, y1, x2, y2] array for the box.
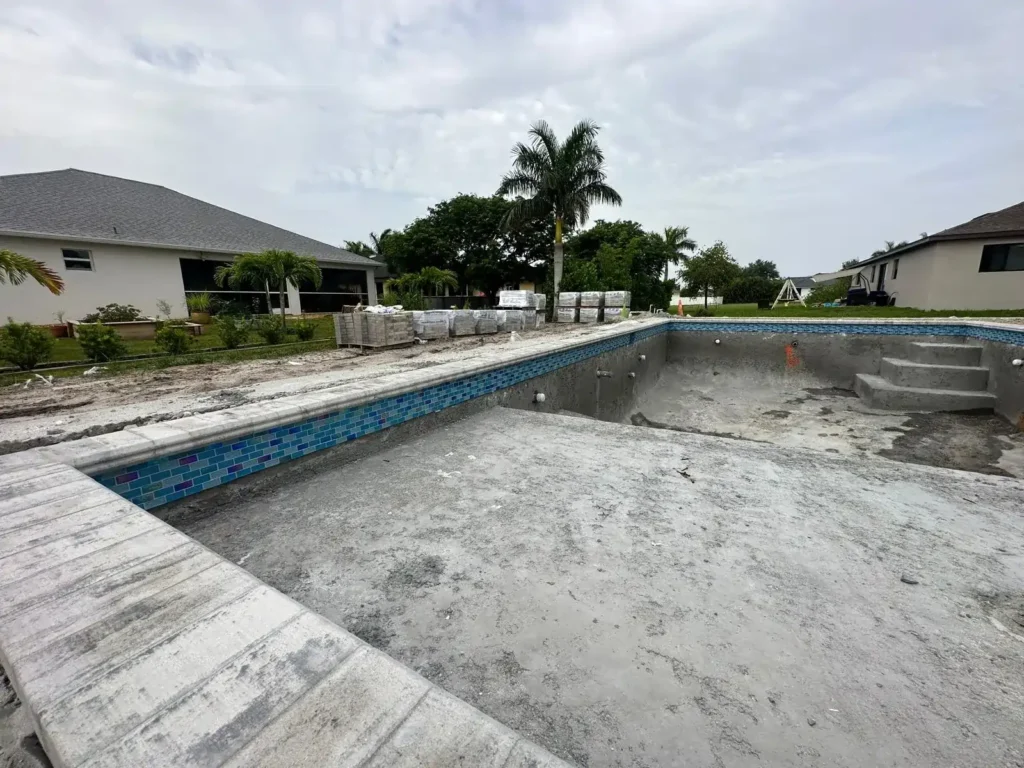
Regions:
[[0, 169, 379, 324], [788, 276, 819, 300], [847, 200, 1024, 310]]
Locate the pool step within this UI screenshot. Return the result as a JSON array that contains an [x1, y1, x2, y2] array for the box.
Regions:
[[879, 358, 989, 391], [907, 342, 983, 366], [854, 374, 996, 412]]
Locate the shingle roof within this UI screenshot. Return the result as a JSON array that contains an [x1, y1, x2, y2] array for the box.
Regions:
[[933, 200, 1024, 239], [0, 169, 376, 267], [852, 199, 1024, 267], [789, 276, 817, 290]]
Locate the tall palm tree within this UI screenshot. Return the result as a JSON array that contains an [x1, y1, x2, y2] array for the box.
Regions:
[[496, 119, 622, 297], [417, 267, 459, 296], [216, 249, 322, 327], [661, 226, 696, 281], [343, 240, 375, 258], [0, 249, 64, 294], [871, 240, 909, 258], [369, 229, 394, 258]]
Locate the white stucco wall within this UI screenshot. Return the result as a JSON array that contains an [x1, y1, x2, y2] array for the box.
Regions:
[[0, 236, 190, 324], [866, 238, 1024, 310]]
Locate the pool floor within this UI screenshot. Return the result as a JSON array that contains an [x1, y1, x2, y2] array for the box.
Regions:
[[162, 407, 1024, 768]]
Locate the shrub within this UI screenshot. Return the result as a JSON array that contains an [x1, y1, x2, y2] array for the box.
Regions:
[[692, 307, 715, 317], [214, 315, 251, 349], [185, 292, 211, 313], [0, 319, 54, 370], [254, 317, 289, 345], [379, 292, 399, 307], [209, 295, 249, 316], [291, 319, 317, 341], [77, 323, 129, 361], [154, 323, 196, 355], [81, 303, 142, 323], [807, 280, 850, 304]]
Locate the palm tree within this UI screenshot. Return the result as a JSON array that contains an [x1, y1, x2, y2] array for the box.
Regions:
[[216, 250, 322, 327], [871, 240, 909, 258], [343, 240, 375, 258], [496, 119, 622, 297], [0, 249, 64, 294], [385, 267, 458, 296], [369, 229, 393, 258], [661, 226, 696, 281]]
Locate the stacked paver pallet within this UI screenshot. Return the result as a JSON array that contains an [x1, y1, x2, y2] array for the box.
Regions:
[[557, 292, 580, 323], [335, 311, 415, 348], [603, 291, 631, 323], [579, 291, 604, 323], [411, 310, 450, 340]]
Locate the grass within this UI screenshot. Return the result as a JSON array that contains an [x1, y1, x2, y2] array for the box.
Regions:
[[668, 303, 1024, 318], [1, 315, 336, 386]]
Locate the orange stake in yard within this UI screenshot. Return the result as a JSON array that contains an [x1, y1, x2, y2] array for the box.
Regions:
[[785, 343, 799, 369]]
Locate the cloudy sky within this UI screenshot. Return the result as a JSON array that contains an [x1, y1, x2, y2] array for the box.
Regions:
[[1, 0, 1021, 276]]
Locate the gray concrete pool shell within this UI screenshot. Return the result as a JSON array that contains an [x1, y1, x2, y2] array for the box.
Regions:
[[1, 317, 1023, 768]]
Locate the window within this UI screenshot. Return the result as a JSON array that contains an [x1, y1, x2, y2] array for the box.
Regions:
[[892, 258, 899, 279], [870, 264, 876, 281], [62, 248, 93, 271], [979, 243, 1024, 272]]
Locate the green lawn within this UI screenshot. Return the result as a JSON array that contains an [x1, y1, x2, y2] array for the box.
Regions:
[[668, 303, 1024, 318], [1, 315, 336, 385]]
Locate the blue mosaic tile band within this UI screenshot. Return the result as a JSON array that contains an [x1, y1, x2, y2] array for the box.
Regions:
[[95, 325, 665, 509], [95, 319, 1023, 509], [667, 320, 1024, 346]]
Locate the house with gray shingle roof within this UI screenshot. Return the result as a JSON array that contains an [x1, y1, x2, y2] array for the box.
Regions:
[[0, 169, 379, 323], [843, 200, 1024, 310]]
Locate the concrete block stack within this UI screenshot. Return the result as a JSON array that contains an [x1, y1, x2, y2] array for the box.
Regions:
[[473, 309, 498, 334], [336, 310, 415, 347], [603, 291, 631, 322], [497, 309, 526, 332], [411, 310, 450, 340], [449, 310, 477, 337], [557, 292, 580, 323], [579, 291, 604, 323]]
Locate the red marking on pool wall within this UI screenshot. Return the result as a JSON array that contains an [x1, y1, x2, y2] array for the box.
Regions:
[[785, 344, 799, 368]]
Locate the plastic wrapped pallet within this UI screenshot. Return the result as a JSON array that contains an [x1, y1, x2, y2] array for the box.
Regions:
[[579, 291, 604, 308], [558, 292, 581, 307], [579, 307, 602, 323], [498, 290, 536, 308], [412, 310, 449, 340], [603, 291, 631, 308], [536, 313, 546, 329], [449, 310, 477, 337], [521, 308, 538, 330], [534, 293, 547, 311], [556, 307, 579, 323], [604, 306, 628, 323], [497, 309, 525, 332], [473, 309, 498, 334]]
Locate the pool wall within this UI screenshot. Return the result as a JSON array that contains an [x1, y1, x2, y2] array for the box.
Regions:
[[668, 319, 1024, 423]]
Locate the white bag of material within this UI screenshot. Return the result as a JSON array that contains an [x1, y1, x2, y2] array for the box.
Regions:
[[579, 291, 604, 308], [534, 293, 547, 311], [558, 292, 581, 307], [556, 307, 579, 323], [498, 309, 525, 332], [498, 290, 536, 308], [579, 307, 602, 323], [603, 290, 631, 308]]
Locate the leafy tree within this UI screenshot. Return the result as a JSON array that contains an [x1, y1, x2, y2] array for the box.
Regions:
[[558, 259, 602, 292], [721, 276, 782, 304], [660, 226, 696, 280], [741, 259, 780, 280], [216, 250, 321, 328], [496, 119, 622, 297], [680, 241, 740, 308], [0, 249, 64, 294], [595, 243, 632, 292]]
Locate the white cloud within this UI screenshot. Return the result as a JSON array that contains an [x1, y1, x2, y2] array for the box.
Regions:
[[1, 0, 1022, 275]]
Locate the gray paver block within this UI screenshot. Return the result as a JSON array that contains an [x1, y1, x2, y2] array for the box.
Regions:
[[361, 687, 519, 768], [0, 513, 163, 588], [40, 585, 304, 766], [3, 542, 216, 658], [82, 611, 359, 768], [221, 646, 429, 768], [18, 562, 258, 705], [0, 525, 183, 622]]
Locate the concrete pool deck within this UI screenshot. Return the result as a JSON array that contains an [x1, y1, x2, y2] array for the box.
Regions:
[[164, 407, 1024, 768]]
